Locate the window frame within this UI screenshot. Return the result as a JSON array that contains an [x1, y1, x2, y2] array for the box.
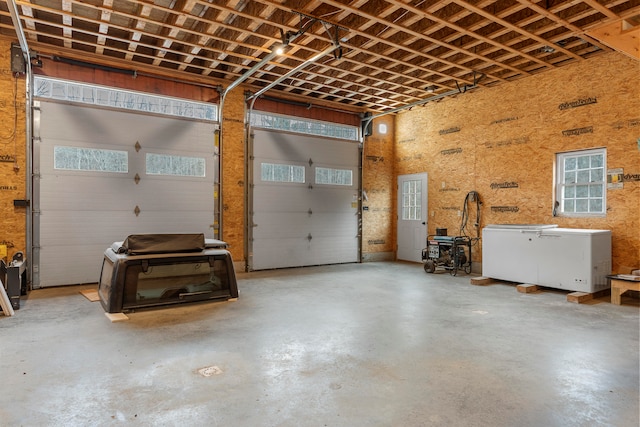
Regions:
[[260, 162, 306, 184], [314, 166, 354, 187], [53, 145, 128, 173], [555, 147, 606, 218], [145, 153, 206, 177], [401, 179, 422, 221]]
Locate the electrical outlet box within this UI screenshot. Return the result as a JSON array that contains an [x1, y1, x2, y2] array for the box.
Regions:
[[11, 44, 26, 74]]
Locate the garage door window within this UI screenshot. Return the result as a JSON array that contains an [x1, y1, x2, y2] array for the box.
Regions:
[[54, 146, 128, 173], [315, 167, 353, 186], [36, 76, 218, 121], [251, 111, 358, 141], [146, 153, 206, 177], [261, 163, 305, 183]]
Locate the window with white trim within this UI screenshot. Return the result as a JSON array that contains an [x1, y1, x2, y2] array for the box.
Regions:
[[556, 148, 606, 216]]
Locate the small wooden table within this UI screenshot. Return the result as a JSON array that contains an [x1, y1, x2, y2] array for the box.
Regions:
[[609, 276, 640, 305]]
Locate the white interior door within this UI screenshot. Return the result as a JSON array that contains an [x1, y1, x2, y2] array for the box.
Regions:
[[397, 173, 428, 262]]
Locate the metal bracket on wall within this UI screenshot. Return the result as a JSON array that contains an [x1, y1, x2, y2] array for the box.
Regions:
[[10, 43, 25, 74]]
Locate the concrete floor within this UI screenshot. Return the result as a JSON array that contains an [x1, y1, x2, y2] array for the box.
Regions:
[[1, 262, 638, 427]]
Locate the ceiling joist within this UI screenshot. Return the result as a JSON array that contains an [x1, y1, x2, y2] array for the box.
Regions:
[[0, 0, 637, 113]]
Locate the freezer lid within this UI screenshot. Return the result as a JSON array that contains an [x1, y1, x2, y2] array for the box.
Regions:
[[545, 228, 611, 235], [483, 224, 558, 230]]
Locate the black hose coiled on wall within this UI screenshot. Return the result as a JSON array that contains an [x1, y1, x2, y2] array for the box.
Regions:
[[460, 191, 481, 240]]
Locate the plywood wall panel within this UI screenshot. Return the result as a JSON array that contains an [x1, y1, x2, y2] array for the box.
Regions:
[[0, 39, 27, 261], [362, 115, 395, 257], [395, 52, 640, 272], [220, 87, 246, 263]]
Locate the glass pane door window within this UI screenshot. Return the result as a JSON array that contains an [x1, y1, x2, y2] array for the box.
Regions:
[[402, 179, 422, 220]]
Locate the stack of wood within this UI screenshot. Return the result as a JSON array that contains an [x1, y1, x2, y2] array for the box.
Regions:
[[0, 279, 14, 317]]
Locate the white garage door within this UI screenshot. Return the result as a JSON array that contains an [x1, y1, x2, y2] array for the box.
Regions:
[[35, 101, 216, 287], [251, 129, 359, 270]]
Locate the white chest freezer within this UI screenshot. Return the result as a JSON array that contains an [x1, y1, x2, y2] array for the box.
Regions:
[[482, 225, 611, 293]]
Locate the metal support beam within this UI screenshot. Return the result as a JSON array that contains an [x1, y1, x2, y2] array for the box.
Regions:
[[247, 43, 340, 103], [7, 0, 29, 57], [222, 50, 280, 99], [222, 15, 318, 99]]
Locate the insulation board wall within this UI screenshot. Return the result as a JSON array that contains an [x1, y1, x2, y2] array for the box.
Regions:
[[393, 51, 639, 272]]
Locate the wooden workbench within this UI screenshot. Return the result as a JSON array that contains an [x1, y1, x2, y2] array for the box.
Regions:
[[609, 275, 640, 305]]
